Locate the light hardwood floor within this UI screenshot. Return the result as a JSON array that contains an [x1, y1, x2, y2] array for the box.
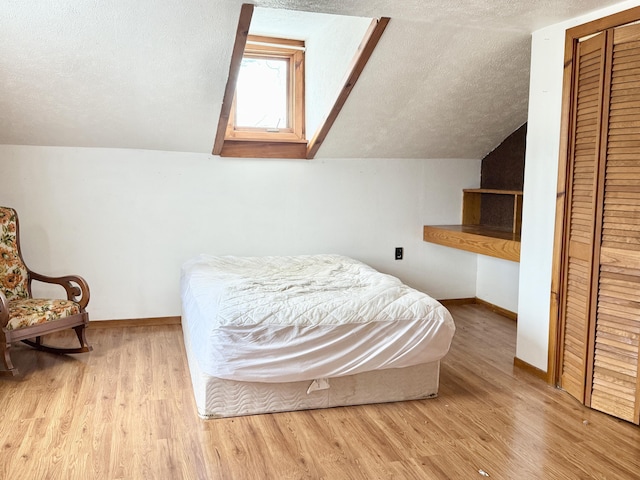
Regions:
[[1, 305, 638, 479]]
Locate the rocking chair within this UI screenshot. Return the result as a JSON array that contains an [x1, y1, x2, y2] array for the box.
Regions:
[[0, 206, 92, 376]]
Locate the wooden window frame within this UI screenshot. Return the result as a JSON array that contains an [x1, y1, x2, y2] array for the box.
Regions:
[[212, 3, 389, 159], [225, 35, 306, 144]]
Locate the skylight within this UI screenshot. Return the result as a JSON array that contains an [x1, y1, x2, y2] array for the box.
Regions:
[[212, 4, 388, 159]]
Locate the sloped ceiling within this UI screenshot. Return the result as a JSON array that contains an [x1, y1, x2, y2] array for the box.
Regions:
[[0, 0, 624, 159]]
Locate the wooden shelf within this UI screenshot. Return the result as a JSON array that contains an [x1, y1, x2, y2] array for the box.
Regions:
[[462, 189, 523, 235], [423, 189, 523, 262], [423, 225, 521, 262]]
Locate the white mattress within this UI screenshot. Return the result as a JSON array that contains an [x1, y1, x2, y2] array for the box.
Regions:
[[180, 254, 455, 384]]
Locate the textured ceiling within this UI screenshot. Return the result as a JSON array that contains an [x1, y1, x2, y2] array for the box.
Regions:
[[0, 0, 625, 159]]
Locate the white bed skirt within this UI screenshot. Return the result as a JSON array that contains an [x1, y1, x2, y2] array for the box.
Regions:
[[183, 319, 440, 418]]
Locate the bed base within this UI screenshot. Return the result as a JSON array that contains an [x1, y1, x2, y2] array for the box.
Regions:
[[183, 324, 440, 418]]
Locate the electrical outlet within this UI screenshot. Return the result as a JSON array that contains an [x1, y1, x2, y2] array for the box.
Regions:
[[395, 247, 403, 260]]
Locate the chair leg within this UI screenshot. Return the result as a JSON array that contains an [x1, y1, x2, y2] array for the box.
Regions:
[[0, 338, 18, 376], [73, 325, 92, 352]]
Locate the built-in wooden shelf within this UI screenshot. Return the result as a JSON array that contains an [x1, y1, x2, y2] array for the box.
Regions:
[[462, 189, 523, 235], [424, 188, 523, 262], [423, 225, 521, 262]]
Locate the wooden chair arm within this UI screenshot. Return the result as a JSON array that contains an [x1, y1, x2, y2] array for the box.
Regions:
[[0, 290, 8, 328], [28, 272, 90, 310]]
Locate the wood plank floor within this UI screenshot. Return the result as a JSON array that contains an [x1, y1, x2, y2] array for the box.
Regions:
[[1, 304, 638, 479]]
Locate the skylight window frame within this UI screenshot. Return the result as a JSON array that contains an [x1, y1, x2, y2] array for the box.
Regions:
[[225, 35, 306, 144], [212, 3, 389, 159]]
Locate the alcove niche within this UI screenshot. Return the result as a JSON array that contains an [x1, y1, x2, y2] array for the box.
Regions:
[[423, 123, 526, 262]]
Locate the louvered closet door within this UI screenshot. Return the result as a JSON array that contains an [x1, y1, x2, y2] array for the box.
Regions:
[[559, 33, 607, 402], [590, 23, 640, 424]]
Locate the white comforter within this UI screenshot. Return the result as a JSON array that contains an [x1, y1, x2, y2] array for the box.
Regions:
[[181, 254, 455, 383]]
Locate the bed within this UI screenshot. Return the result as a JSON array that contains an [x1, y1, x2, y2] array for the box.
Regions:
[[180, 254, 455, 418]]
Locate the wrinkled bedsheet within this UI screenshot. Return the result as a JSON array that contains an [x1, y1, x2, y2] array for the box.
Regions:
[[181, 254, 455, 383]]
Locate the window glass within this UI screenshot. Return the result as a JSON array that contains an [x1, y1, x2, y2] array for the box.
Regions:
[[235, 56, 288, 129]]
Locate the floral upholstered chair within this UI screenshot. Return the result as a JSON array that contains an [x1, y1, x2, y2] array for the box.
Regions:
[[0, 207, 91, 375]]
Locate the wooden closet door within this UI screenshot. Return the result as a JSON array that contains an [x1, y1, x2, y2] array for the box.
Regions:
[[589, 23, 640, 424], [559, 32, 607, 402]]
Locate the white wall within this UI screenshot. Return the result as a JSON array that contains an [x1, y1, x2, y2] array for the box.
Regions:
[[477, 257, 520, 313], [304, 15, 372, 137], [0, 145, 479, 320], [518, 0, 640, 371]]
